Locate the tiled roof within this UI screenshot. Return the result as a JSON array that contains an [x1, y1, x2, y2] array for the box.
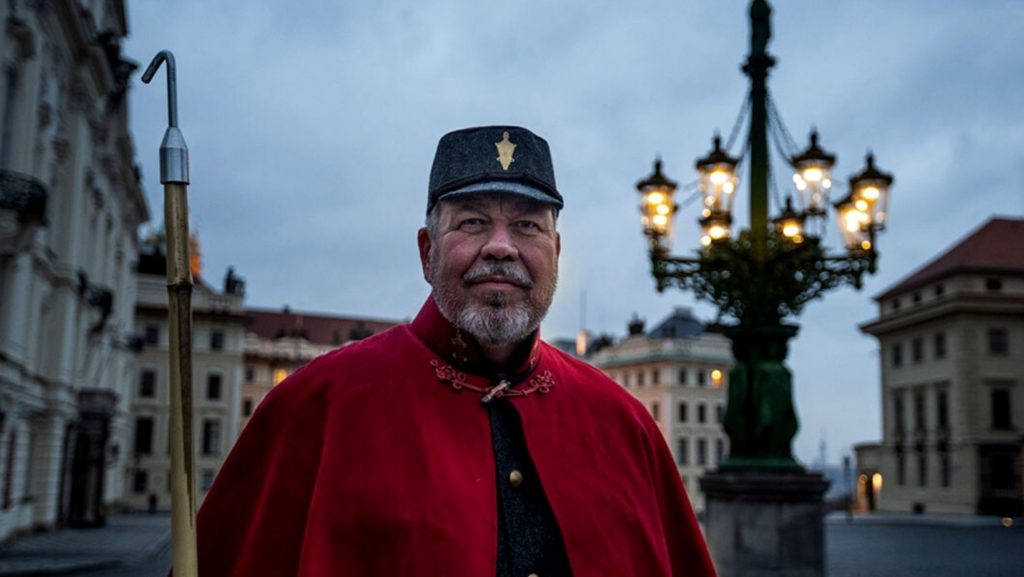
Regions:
[[875, 217, 1024, 300], [245, 307, 401, 346]]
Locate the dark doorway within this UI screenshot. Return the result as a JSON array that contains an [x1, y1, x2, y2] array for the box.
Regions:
[[67, 390, 117, 527]]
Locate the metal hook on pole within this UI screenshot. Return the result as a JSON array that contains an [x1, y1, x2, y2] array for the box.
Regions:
[[142, 49, 198, 577], [143, 50, 189, 185]]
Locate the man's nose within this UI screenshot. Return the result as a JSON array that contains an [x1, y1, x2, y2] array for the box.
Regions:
[[480, 223, 518, 260]]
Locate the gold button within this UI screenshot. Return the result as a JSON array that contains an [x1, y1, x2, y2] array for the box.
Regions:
[[508, 469, 524, 487]]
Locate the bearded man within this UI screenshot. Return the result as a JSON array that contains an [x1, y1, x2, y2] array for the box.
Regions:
[[192, 126, 717, 577]]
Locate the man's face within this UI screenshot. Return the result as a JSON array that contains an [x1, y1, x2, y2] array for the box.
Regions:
[[418, 193, 561, 347]]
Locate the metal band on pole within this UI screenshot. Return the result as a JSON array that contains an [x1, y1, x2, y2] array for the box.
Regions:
[[142, 50, 198, 577]]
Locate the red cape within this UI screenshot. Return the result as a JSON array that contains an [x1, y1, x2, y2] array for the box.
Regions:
[[194, 298, 717, 576]]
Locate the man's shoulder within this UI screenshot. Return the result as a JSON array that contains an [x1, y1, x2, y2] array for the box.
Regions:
[[262, 324, 414, 406], [540, 342, 644, 408]]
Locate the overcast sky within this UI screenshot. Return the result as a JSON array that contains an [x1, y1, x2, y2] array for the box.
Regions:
[[123, 0, 1024, 464]]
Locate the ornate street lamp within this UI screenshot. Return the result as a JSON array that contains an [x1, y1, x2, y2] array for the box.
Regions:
[[634, 0, 894, 468], [634, 3, 895, 574]]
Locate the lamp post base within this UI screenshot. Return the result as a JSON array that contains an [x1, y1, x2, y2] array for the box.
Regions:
[[700, 468, 829, 577]]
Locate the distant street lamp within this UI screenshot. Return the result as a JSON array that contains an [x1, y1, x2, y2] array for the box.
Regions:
[[634, 1, 894, 575]]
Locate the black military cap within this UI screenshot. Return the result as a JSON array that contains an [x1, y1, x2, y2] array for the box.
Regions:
[[427, 125, 563, 214]]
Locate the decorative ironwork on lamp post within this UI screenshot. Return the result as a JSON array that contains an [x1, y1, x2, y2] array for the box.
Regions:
[[636, 0, 893, 468]]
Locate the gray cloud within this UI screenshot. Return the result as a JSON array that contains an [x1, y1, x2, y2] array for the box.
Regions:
[[125, 0, 1024, 462]]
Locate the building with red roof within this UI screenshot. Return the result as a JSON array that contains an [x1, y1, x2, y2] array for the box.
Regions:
[[856, 217, 1024, 516]]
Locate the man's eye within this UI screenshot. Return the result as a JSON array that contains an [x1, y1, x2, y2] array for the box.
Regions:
[[459, 218, 486, 229], [514, 220, 542, 232]]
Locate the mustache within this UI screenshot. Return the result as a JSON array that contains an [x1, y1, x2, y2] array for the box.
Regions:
[[462, 262, 534, 289]]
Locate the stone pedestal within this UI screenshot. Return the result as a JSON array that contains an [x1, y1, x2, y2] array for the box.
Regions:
[[701, 469, 829, 577]]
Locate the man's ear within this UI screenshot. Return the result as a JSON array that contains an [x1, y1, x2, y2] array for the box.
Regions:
[[417, 227, 432, 283], [555, 232, 561, 257]]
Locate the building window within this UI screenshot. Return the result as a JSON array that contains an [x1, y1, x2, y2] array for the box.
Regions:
[[940, 450, 951, 488], [991, 389, 1012, 430], [934, 332, 946, 359], [332, 330, 342, 345], [911, 338, 923, 364], [139, 369, 156, 398], [201, 469, 215, 492], [715, 438, 725, 465], [677, 437, 689, 466], [716, 404, 725, 424], [243, 399, 253, 417], [985, 277, 1003, 291], [937, 390, 949, 431], [934, 283, 944, 297], [206, 374, 222, 400], [678, 402, 688, 423], [651, 402, 660, 421], [896, 447, 906, 486], [987, 328, 1008, 356], [678, 368, 687, 385], [697, 438, 708, 466], [891, 298, 900, 311], [894, 393, 905, 437], [697, 370, 707, 387], [134, 417, 154, 455], [698, 404, 706, 424], [2, 431, 17, 510], [209, 330, 224, 350], [244, 367, 254, 383], [144, 325, 160, 345], [912, 292, 922, 305], [202, 420, 221, 456], [651, 369, 660, 385], [637, 371, 645, 387], [916, 451, 927, 487], [132, 469, 148, 494], [892, 343, 903, 367]]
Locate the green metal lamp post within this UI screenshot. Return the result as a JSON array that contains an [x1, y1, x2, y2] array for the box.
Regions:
[[636, 0, 894, 469]]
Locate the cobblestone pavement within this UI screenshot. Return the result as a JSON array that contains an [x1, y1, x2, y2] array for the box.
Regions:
[[0, 513, 170, 576], [827, 514, 1024, 577], [3, 512, 1022, 576]]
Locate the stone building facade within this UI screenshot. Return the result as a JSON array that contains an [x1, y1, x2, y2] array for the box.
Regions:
[[857, 218, 1024, 516], [0, 0, 147, 540], [589, 308, 733, 511], [126, 250, 246, 512]]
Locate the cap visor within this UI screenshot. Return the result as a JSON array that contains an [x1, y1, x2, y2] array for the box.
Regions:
[[436, 181, 563, 208]]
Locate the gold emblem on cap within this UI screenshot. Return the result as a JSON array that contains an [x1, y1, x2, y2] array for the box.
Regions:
[[495, 131, 516, 171]]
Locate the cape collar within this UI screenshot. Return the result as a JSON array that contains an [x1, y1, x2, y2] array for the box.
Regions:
[[410, 296, 542, 379]]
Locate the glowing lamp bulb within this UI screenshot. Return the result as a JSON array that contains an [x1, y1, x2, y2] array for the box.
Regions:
[[722, 181, 735, 194], [656, 203, 670, 215], [855, 199, 869, 211], [861, 240, 872, 250], [700, 235, 712, 247], [709, 170, 729, 185], [783, 223, 801, 238], [861, 186, 880, 200], [802, 167, 824, 183], [652, 215, 668, 227], [647, 191, 665, 204], [709, 225, 727, 240]]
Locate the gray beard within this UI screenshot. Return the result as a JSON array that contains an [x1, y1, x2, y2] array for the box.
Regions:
[[430, 262, 555, 348]]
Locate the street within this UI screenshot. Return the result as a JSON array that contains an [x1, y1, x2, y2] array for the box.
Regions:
[[45, 514, 1022, 577]]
